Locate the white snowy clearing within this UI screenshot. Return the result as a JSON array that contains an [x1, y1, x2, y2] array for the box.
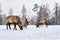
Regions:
[[0, 25, 60, 40]]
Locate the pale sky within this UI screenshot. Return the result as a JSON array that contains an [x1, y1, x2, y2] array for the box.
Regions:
[[0, 0, 60, 17]]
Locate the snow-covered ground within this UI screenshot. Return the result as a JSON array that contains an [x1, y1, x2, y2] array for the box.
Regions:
[[0, 25, 60, 40]]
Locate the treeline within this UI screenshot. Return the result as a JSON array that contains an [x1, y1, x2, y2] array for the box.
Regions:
[[0, 3, 60, 25]]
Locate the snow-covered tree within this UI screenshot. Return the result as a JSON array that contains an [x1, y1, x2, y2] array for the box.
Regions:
[[21, 4, 27, 18], [2, 14, 6, 25], [8, 8, 13, 15], [21, 4, 27, 24]]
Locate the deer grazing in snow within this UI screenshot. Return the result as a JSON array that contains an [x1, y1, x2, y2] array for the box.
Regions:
[[6, 15, 23, 30], [36, 18, 48, 27]]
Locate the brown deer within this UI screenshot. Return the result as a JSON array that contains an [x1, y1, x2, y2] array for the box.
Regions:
[[6, 15, 23, 30], [36, 18, 48, 27]]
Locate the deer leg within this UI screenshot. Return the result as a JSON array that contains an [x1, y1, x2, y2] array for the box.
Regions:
[[19, 25, 23, 30], [20, 26, 23, 30], [9, 23, 11, 30], [36, 23, 39, 28], [18, 24, 23, 30], [45, 22, 48, 28], [14, 23, 17, 30], [6, 23, 8, 30]]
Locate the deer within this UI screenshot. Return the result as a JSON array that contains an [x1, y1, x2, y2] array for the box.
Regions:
[[36, 18, 48, 28], [6, 15, 23, 30]]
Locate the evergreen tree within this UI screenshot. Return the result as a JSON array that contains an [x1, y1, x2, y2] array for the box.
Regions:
[[21, 4, 27, 24], [8, 8, 13, 15], [21, 4, 27, 18]]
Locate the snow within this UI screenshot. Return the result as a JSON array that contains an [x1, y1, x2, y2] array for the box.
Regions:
[[0, 25, 60, 40]]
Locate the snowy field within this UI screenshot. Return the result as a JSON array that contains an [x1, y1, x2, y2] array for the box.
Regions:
[[0, 25, 60, 40]]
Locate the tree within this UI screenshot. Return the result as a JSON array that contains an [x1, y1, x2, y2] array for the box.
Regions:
[[30, 17, 34, 25], [32, 4, 39, 25], [8, 8, 13, 15], [58, 6, 60, 24], [0, 15, 2, 25], [21, 4, 27, 24], [54, 3, 60, 25], [29, 16, 37, 25], [37, 4, 50, 24], [21, 4, 27, 18], [32, 4, 39, 11], [0, 4, 2, 13], [48, 17, 55, 25], [2, 14, 6, 25], [0, 4, 3, 25]]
